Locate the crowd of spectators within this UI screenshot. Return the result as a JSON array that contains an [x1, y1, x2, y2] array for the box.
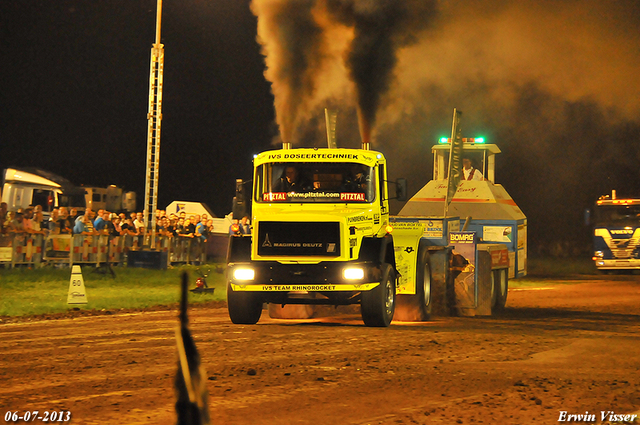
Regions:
[[0, 203, 49, 236], [0, 202, 216, 242]]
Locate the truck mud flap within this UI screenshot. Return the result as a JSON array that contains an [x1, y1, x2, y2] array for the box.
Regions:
[[227, 236, 251, 263], [359, 234, 395, 268]]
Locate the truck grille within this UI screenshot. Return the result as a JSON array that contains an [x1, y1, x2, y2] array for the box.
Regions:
[[609, 237, 640, 258], [257, 221, 340, 257]]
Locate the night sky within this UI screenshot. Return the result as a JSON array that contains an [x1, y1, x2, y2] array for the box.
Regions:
[[2, 0, 640, 255], [1, 0, 273, 217]]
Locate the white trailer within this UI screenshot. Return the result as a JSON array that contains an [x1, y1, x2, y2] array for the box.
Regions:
[[84, 185, 136, 212]]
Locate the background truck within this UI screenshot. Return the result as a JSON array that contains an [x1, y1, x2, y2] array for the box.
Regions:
[[2, 167, 86, 213], [226, 135, 525, 327], [590, 190, 640, 272]]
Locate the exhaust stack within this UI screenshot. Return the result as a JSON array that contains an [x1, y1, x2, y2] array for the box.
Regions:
[[325, 108, 338, 149], [358, 111, 371, 151]]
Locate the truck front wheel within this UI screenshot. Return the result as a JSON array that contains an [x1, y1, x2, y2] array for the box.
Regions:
[[227, 281, 263, 324], [361, 263, 396, 327]]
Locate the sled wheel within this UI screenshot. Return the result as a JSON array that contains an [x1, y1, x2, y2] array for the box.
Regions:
[[491, 270, 498, 309], [493, 269, 508, 312]]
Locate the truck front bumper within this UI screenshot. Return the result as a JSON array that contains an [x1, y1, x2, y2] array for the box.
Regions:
[[227, 261, 382, 292], [594, 258, 640, 269]]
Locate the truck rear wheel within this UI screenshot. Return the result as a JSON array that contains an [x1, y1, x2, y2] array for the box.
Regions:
[[361, 263, 396, 327], [416, 256, 432, 320], [227, 281, 263, 324]]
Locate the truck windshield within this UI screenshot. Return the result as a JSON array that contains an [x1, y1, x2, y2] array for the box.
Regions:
[[595, 204, 640, 225], [255, 162, 375, 203]]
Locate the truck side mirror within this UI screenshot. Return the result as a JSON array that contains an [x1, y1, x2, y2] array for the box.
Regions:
[[232, 178, 250, 220], [584, 208, 591, 226], [396, 178, 407, 202]]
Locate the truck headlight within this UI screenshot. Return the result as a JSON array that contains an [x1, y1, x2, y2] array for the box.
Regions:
[[233, 268, 255, 281], [343, 267, 364, 280], [594, 251, 604, 258]]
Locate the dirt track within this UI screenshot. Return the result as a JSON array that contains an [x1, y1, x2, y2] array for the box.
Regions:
[[1, 277, 639, 425]]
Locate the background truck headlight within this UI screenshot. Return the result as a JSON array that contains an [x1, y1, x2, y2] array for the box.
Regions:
[[343, 267, 364, 280], [233, 268, 255, 281]]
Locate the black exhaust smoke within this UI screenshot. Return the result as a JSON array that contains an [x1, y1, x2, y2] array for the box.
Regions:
[[251, 0, 325, 144], [326, 0, 437, 146], [252, 0, 438, 146]]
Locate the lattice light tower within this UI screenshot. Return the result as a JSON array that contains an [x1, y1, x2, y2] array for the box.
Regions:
[[143, 0, 164, 248]]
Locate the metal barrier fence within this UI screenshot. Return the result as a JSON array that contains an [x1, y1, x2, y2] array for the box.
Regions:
[[0, 232, 208, 268]]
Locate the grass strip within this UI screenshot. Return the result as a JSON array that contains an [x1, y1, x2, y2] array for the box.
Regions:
[[0, 256, 600, 318], [0, 264, 226, 317]]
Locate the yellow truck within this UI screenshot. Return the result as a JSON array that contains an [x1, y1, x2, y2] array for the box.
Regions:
[[226, 139, 524, 327]]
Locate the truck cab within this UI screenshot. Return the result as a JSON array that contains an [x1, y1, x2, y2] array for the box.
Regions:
[[2, 168, 86, 214], [591, 192, 640, 271], [227, 147, 404, 327], [251, 148, 392, 259]]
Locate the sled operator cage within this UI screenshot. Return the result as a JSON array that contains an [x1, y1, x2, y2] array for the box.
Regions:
[[432, 138, 501, 184]]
